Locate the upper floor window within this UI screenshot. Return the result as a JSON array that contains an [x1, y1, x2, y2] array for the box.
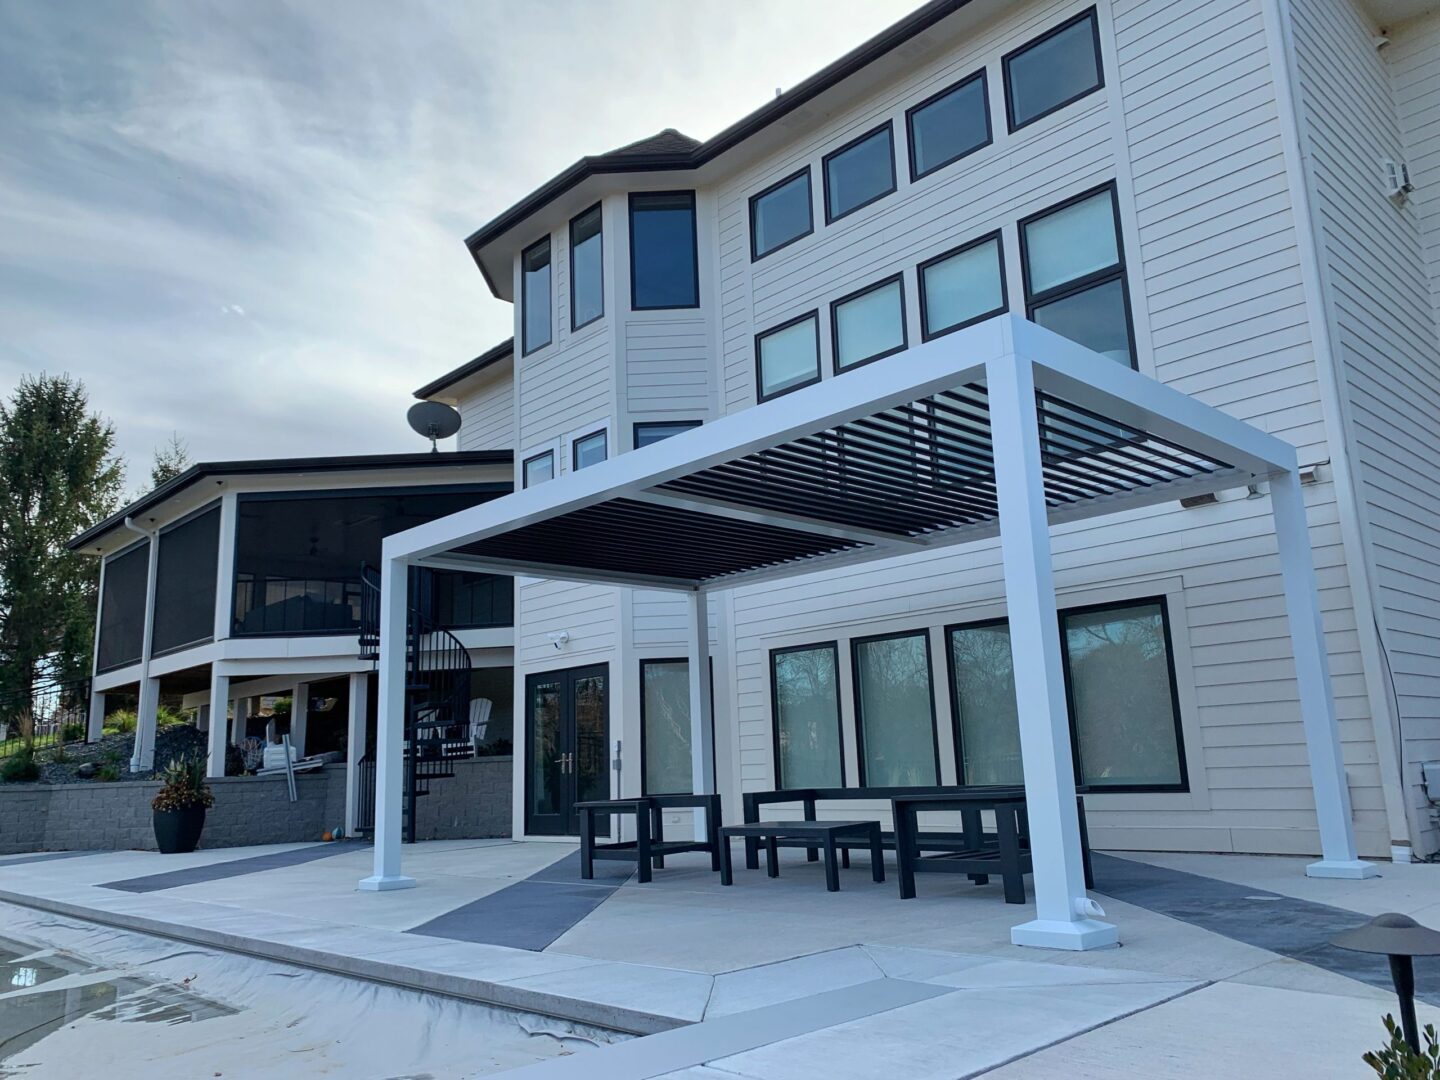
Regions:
[[831, 274, 906, 372], [521, 237, 552, 355], [523, 450, 554, 487], [755, 311, 821, 402], [823, 123, 896, 223], [750, 168, 813, 260], [918, 231, 1006, 340], [1003, 8, 1103, 131], [1020, 183, 1133, 367], [634, 420, 701, 449], [906, 70, 991, 181], [629, 191, 698, 310], [570, 205, 604, 330], [572, 429, 607, 471]]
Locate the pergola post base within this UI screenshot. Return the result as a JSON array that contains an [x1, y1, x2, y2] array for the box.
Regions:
[[1306, 859, 1379, 880], [357, 875, 416, 892], [1010, 918, 1119, 951]]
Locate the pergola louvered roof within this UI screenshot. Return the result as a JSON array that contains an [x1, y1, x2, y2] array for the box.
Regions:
[[390, 316, 1298, 592]]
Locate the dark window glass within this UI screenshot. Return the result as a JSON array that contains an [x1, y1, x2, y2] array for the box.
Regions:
[[152, 506, 220, 654], [832, 276, 906, 371], [642, 659, 692, 794], [750, 169, 812, 259], [634, 420, 701, 448], [948, 621, 1022, 785], [469, 665, 515, 756], [523, 451, 554, 487], [771, 643, 843, 788], [823, 124, 896, 222], [630, 192, 698, 309], [427, 570, 514, 630], [852, 631, 937, 786], [907, 71, 990, 180], [96, 541, 149, 671], [1004, 9, 1103, 130], [521, 238, 552, 354], [572, 430, 607, 470], [919, 234, 1006, 339], [756, 313, 820, 401], [1033, 278, 1131, 366], [570, 206, 603, 330]]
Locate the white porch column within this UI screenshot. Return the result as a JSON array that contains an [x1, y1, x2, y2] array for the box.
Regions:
[[206, 671, 230, 779], [687, 589, 716, 840], [132, 676, 162, 772], [360, 553, 414, 891], [1271, 470, 1377, 879], [345, 672, 369, 837], [87, 690, 106, 742], [987, 352, 1117, 951], [291, 681, 310, 757], [233, 696, 251, 746]]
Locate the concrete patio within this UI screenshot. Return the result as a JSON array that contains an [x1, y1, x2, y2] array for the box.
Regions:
[[0, 841, 1435, 1077]]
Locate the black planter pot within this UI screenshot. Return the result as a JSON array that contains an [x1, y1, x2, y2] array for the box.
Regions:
[[153, 805, 206, 854]]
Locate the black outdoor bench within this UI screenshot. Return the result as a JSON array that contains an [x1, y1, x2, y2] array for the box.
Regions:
[[718, 820, 885, 892], [575, 794, 722, 884]]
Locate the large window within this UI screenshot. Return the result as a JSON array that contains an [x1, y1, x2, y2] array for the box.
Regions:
[[523, 451, 554, 488], [831, 274, 907, 372], [521, 237, 552, 354], [152, 504, 220, 655], [634, 420, 701, 449], [570, 205, 604, 331], [96, 540, 149, 672], [770, 643, 844, 789], [427, 570, 514, 630], [641, 658, 691, 794], [918, 232, 1007, 340], [572, 429, 607, 471], [1003, 8, 1104, 131], [629, 191, 699, 310], [851, 630, 938, 786], [470, 665, 515, 756], [823, 123, 897, 223], [906, 70, 991, 181], [755, 311, 821, 401], [1020, 184, 1133, 367], [750, 168, 813, 260], [945, 597, 1187, 792]]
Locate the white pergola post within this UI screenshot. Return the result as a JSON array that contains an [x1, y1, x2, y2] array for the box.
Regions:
[[87, 689, 106, 742], [1271, 470, 1377, 878], [687, 589, 716, 840], [987, 353, 1117, 951], [359, 552, 414, 891], [345, 671, 369, 837], [206, 671, 230, 779], [291, 681, 310, 757]]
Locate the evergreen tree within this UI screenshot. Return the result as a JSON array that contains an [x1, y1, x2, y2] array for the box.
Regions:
[[149, 431, 190, 490], [0, 375, 125, 698]]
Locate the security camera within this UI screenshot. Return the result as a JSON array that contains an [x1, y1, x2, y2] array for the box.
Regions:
[[548, 631, 570, 650]]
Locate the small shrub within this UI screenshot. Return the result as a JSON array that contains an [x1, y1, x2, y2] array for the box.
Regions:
[[151, 754, 214, 812], [48, 743, 69, 764], [96, 763, 120, 782], [60, 721, 86, 743], [1, 750, 40, 783], [156, 705, 189, 729], [107, 709, 137, 734], [1365, 1016, 1440, 1078]]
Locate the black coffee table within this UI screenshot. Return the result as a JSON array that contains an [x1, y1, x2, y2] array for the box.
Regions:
[[718, 820, 884, 892]]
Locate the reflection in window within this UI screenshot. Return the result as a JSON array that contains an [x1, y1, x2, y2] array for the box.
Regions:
[[642, 659, 691, 794], [570, 205, 604, 330], [824, 124, 896, 222], [853, 631, 937, 786], [832, 276, 906, 371], [772, 643, 843, 788], [634, 420, 701, 449], [756, 313, 820, 400], [523, 451, 554, 487], [948, 622, 1022, 785], [522, 237, 552, 354], [908, 71, 990, 180], [630, 192, 698, 309], [751, 169, 813, 259], [1004, 8, 1103, 130], [572, 430, 607, 471], [919, 234, 1006, 339]]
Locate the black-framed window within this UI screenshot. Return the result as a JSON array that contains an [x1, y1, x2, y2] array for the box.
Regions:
[[823, 123, 897, 223], [641, 658, 692, 795], [750, 168, 813, 260], [755, 311, 821, 402], [770, 642, 844, 789], [570, 204, 604, 331], [1020, 183, 1134, 367], [852, 630, 938, 786], [906, 69, 991, 181], [634, 420, 701, 449], [629, 191, 699, 310], [521, 237, 552, 354], [572, 429, 607, 471], [945, 596, 1187, 792], [919, 231, 1007, 341], [1003, 8, 1104, 131], [96, 540, 149, 672], [523, 450, 554, 487], [831, 274, 907, 372], [152, 504, 220, 655]]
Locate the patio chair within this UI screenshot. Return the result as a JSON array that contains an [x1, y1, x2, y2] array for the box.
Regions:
[[468, 697, 493, 753]]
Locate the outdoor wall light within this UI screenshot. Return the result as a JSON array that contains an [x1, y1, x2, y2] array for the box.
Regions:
[[1332, 912, 1440, 1051], [547, 631, 570, 650]]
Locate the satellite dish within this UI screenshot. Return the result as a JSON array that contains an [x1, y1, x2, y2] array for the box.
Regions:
[[407, 401, 462, 453]]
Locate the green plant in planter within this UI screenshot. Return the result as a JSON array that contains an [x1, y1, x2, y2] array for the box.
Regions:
[[151, 755, 214, 813], [1365, 1015, 1440, 1078]]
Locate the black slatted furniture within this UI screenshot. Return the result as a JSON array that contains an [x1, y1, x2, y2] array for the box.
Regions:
[[576, 794, 722, 884], [891, 790, 1028, 902], [718, 820, 885, 892]]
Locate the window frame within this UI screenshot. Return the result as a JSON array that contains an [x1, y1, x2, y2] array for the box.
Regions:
[[822, 121, 898, 225], [628, 190, 700, 311], [520, 235, 553, 356], [829, 272, 909, 374], [522, 449, 554, 488], [568, 203, 604, 332], [754, 309, 822, 403], [916, 229, 1008, 342], [768, 640, 846, 789], [633, 419, 702, 449], [749, 166, 814, 262], [639, 656, 689, 796], [1018, 181, 1136, 369], [571, 428, 607, 472], [1002, 7, 1105, 133], [942, 614, 1017, 789], [849, 627, 941, 787], [905, 68, 992, 182]]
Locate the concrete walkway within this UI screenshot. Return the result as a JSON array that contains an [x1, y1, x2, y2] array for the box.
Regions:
[[0, 842, 1434, 1077]]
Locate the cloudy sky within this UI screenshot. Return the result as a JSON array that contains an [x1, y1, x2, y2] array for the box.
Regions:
[[0, 0, 914, 482]]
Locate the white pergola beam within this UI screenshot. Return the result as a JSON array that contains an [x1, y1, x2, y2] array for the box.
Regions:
[[415, 553, 698, 593]]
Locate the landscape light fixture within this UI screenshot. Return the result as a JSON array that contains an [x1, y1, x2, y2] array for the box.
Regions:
[[1332, 912, 1440, 1052]]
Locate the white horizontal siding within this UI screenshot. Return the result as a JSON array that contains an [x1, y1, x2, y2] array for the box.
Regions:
[[625, 318, 710, 422], [455, 360, 514, 452]]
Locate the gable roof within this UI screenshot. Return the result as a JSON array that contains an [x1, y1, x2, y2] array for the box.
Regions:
[[414, 337, 514, 400]]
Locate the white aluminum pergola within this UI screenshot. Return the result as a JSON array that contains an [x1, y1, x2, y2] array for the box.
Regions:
[[357, 314, 1376, 951]]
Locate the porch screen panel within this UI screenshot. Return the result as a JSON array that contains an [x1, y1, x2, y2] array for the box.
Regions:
[[772, 644, 843, 788], [96, 542, 149, 672], [853, 632, 938, 786], [948, 623, 1023, 786], [642, 660, 691, 794], [152, 506, 220, 654]]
